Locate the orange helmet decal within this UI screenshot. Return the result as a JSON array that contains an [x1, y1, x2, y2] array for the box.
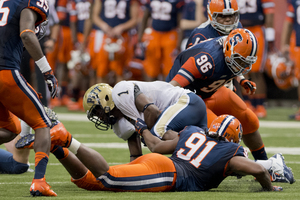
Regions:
[[224, 28, 258, 75]]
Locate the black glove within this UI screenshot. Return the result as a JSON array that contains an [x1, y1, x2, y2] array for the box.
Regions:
[[43, 70, 58, 98], [135, 118, 148, 136]]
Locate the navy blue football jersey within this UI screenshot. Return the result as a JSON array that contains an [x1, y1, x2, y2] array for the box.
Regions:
[[185, 21, 243, 49], [166, 36, 235, 99], [0, 0, 49, 70], [287, 0, 300, 46], [170, 125, 246, 191]]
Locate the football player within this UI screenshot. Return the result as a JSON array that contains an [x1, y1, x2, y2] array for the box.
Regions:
[[166, 28, 269, 161], [281, 0, 300, 120], [82, 81, 207, 161], [17, 114, 289, 191], [0, 0, 58, 196], [237, 0, 276, 118], [91, 0, 139, 85], [137, 0, 185, 81]]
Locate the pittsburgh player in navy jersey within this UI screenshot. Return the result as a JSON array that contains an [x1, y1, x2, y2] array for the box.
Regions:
[[17, 114, 284, 192], [0, 0, 58, 196], [166, 28, 269, 162]]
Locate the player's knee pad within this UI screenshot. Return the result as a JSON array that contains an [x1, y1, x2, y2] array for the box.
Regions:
[[71, 170, 102, 191], [240, 108, 259, 135]]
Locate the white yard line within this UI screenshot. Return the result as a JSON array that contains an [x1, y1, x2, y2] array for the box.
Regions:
[[57, 113, 300, 128]]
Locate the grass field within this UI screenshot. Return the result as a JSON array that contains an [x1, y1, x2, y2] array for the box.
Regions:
[[0, 106, 299, 199]]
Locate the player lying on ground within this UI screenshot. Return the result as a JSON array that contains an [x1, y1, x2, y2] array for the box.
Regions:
[[16, 109, 295, 194]]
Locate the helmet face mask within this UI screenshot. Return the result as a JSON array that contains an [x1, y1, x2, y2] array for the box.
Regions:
[[208, 0, 240, 34], [208, 115, 243, 144], [224, 28, 258, 75], [83, 83, 116, 131]]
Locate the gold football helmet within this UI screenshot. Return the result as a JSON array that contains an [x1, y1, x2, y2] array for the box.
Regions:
[[83, 83, 116, 130]]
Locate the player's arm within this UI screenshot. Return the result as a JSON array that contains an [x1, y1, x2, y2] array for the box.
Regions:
[[169, 57, 202, 87], [20, 9, 44, 60], [134, 85, 161, 129], [143, 129, 178, 154], [280, 9, 294, 60], [227, 156, 275, 191], [180, 0, 205, 31], [127, 132, 143, 161], [137, 7, 151, 43], [111, 0, 139, 37], [92, 0, 111, 34]]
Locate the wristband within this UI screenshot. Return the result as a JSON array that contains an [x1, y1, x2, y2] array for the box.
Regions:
[[20, 29, 35, 37], [142, 103, 154, 112], [265, 27, 275, 42], [35, 56, 52, 73], [130, 154, 143, 158]]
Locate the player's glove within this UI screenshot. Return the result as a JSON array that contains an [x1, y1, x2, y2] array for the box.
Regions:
[[43, 70, 58, 98], [135, 118, 148, 136], [272, 186, 283, 191], [240, 79, 256, 95]]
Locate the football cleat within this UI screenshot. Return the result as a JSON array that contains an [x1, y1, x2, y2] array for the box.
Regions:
[[30, 178, 57, 196], [269, 153, 295, 184], [15, 134, 35, 149]]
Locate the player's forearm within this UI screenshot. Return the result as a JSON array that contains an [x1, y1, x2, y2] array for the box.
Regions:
[[255, 168, 273, 191]]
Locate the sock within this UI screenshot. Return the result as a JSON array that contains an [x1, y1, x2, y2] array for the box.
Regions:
[[255, 159, 272, 170], [251, 144, 268, 160], [34, 152, 49, 179], [20, 120, 32, 137], [51, 145, 69, 160], [68, 138, 81, 155]]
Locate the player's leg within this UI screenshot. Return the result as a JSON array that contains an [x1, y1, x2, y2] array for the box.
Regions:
[[205, 87, 267, 160], [1, 70, 56, 196]]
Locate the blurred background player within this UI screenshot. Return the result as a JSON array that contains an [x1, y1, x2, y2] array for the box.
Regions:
[[50, 0, 78, 108], [137, 0, 185, 81], [237, 0, 276, 118], [65, 0, 93, 111], [281, 0, 300, 120], [180, 0, 206, 51], [0, 0, 58, 196], [91, 0, 139, 85]]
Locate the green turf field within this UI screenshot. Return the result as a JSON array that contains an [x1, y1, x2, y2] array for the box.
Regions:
[[0, 106, 299, 199]]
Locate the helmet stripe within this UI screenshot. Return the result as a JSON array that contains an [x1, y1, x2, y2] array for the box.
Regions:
[[224, 0, 231, 9], [217, 115, 235, 137], [246, 29, 258, 57]]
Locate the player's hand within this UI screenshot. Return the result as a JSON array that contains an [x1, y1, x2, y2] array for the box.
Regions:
[[272, 186, 283, 191], [43, 70, 58, 98], [240, 79, 256, 95], [135, 118, 148, 136], [134, 42, 146, 60]]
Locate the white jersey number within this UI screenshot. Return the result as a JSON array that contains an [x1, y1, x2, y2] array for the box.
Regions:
[[150, 1, 172, 21], [177, 133, 217, 168], [104, 0, 127, 19], [76, 1, 91, 21], [238, 0, 257, 14], [0, 0, 9, 26], [201, 78, 233, 93]]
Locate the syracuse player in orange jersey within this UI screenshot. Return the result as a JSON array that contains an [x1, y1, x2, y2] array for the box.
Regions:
[[281, 0, 300, 120], [0, 0, 58, 196], [137, 0, 185, 81], [166, 28, 269, 161], [237, 0, 276, 118], [91, 0, 139, 85]]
